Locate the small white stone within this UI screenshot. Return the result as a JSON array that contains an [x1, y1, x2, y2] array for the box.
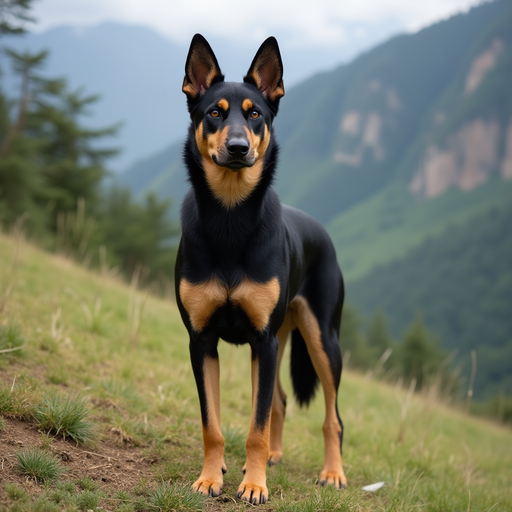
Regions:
[[362, 482, 385, 492]]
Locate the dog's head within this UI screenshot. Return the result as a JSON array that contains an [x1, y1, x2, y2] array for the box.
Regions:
[[182, 34, 284, 208]]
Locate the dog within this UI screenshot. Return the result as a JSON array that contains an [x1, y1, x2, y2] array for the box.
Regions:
[[175, 34, 347, 505]]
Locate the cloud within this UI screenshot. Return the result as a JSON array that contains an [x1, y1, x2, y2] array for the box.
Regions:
[[33, 0, 483, 46]]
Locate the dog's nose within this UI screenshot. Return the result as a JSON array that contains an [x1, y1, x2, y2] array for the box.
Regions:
[[226, 138, 249, 157]]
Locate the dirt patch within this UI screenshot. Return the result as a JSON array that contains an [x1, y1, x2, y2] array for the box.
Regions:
[[0, 417, 155, 492]]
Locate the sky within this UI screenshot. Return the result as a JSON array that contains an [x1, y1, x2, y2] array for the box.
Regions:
[[32, 0, 484, 48]]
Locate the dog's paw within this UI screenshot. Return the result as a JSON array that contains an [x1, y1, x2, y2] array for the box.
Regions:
[[192, 476, 223, 497], [268, 451, 282, 465], [237, 481, 268, 505], [319, 470, 347, 489]]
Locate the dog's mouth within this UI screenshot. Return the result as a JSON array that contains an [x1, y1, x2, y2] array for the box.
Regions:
[[212, 153, 255, 171]]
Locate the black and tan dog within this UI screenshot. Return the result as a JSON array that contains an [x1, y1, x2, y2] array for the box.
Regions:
[[175, 34, 347, 505]]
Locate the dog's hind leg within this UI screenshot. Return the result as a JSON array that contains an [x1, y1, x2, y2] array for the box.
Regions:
[[269, 311, 294, 465], [294, 295, 347, 489], [189, 335, 226, 497]]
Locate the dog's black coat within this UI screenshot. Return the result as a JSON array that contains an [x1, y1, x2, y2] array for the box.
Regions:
[[175, 34, 346, 504]]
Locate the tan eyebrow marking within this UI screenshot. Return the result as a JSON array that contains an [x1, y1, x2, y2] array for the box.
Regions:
[[218, 98, 229, 110], [242, 99, 253, 111]]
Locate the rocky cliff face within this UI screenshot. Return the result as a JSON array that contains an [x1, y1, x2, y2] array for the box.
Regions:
[[332, 80, 402, 167], [410, 39, 510, 200], [409, 118, 511, 199], [464, 39, 504, 95]]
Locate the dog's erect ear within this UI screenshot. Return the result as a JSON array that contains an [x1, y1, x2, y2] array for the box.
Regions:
[[183, 34, 224, 101], [244, 37, 284, 108]]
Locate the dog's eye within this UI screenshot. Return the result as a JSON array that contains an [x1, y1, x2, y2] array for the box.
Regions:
[[250, 110, 260, 119], [210, 109, 220, 118]]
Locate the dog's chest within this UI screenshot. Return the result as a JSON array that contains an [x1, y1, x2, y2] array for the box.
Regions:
[[179, 277, 280, 333]]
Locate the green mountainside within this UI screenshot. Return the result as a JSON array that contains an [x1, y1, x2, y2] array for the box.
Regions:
[[330, 177, 512, 281], [350, 199, 512, 399]]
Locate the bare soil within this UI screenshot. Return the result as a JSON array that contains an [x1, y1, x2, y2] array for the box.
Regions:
[[0, 417, 155, 493]]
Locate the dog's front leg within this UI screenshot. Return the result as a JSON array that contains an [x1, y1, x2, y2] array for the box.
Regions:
[[238, 335, 278, 504], [189, 335, 226, 497]]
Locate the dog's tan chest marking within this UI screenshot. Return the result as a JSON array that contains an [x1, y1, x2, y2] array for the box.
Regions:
[[205, 162, 264, 208], [230, 277, 280, 331], [180, 277, 280, 332], [180, 278, 227, 332]]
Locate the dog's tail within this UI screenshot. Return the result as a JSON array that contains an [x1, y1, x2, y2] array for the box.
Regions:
[[290, 328, 319, 407]]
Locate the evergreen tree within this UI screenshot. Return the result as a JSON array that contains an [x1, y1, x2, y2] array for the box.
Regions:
[[340, 304, 373, 369], [0, 0, 34, 36], [0, 49, 62, 231], [367, 310, 393, 357], [0, 48, 119, 235], [399, 315, 446, 389], [96, 188, 179, 280], [32, 86, 119, 228]]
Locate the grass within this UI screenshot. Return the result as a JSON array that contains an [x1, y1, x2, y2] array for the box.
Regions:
[[275, 486, 356, 511], [33, 393, 96, 443], [75, 489, 101, 510], [4, 483, 29, 501], [2, 480, 108, 511], [0, 378, 36, 419], [146, 483, 206, 511], [0, 323, 25, 355], [15, 447, 64, 482], [0, 231, 511, 511]]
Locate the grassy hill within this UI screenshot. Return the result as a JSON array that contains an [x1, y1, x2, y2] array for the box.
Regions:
[[1, 232, 512, 510]]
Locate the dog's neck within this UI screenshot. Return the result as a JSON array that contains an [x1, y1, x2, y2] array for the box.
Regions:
[[183, 136, 280, 256]]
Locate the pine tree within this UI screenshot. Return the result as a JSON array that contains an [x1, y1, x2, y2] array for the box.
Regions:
[[0, 0, 34, 36], [367, 310, 393, 357], [96, 188, 179, 280], [340, 304, 374, 369], [0, 48, 119, 234], [32, 86, 119, 228], [399, 315, 445, 389], [0, 0, 179, 284]]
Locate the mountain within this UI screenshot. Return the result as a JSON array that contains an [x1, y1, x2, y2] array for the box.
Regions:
[[2, 20, 402, 172], [117, 0, 512, 398], [120, 0, 512, 278]]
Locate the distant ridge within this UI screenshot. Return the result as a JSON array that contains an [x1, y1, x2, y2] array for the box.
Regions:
[[116, 0, 512, 399]]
